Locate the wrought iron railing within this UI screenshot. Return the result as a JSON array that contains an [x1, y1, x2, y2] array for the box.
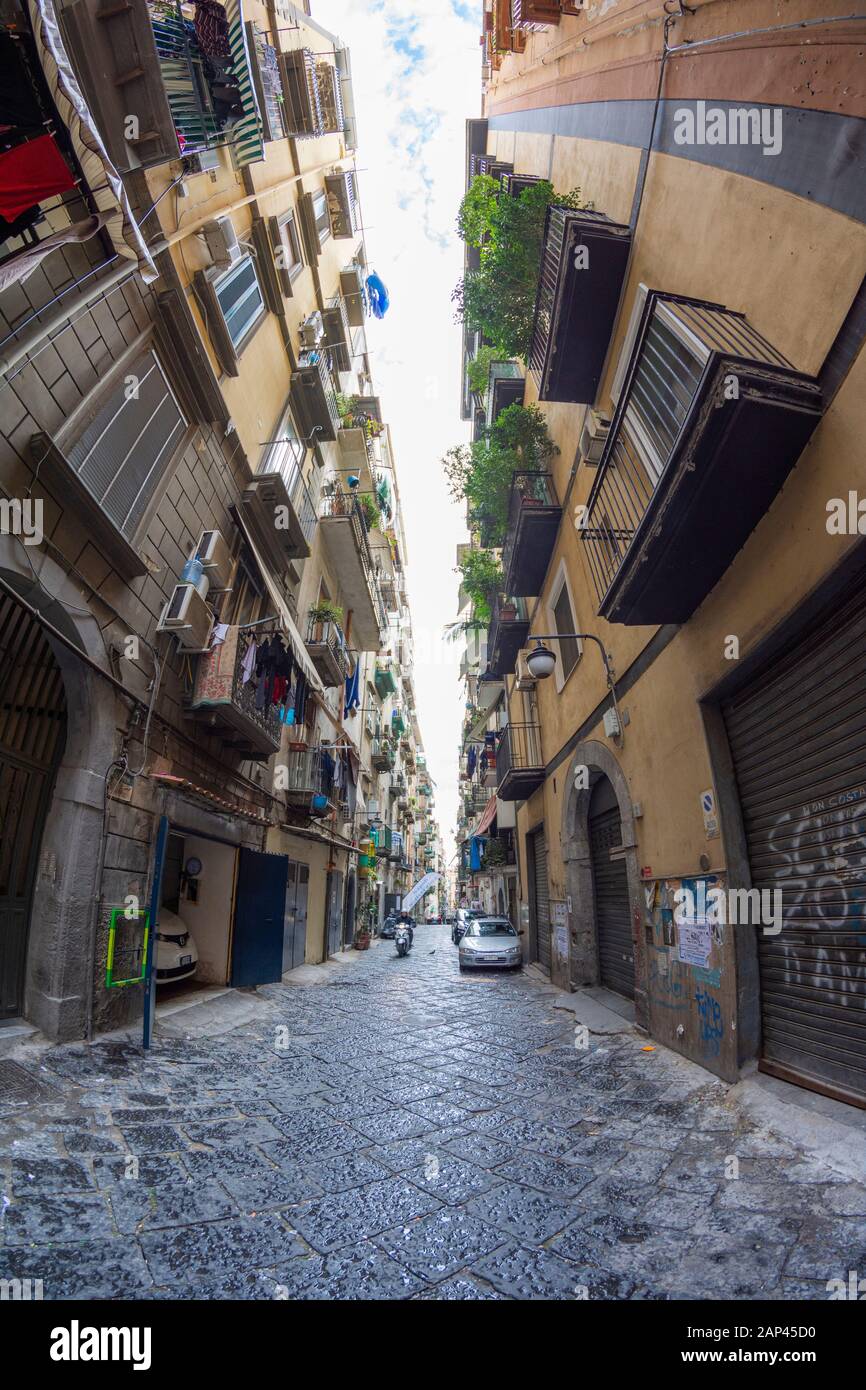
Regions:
[[283, 745, 336, 800], [501, 471, 559, 576], [150, 1, 234, 155], [305, 616, 350, 680], [496, 723, 543, 784], [319, 490, 386, 637], [580, 293, 794, 610], [230, 631, 281, 746]]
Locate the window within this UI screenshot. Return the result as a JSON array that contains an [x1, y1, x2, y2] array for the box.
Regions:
[[276, 211, 304, 283], [261, 405, 304, 484], [215, 256, 266, 349], [548, 562, 581, 689], [312, 191, 331, 245], [66, 348, 186, 541]]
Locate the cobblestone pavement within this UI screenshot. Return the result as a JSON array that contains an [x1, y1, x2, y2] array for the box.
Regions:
[[2, 926, 865, 1300]]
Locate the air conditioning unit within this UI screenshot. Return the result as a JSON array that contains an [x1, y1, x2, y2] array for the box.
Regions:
[[194, 529, 231, 590], [299, 311, 324, 348], [364, 712, 376, 737], [579, 409, 611, 465], [515, 653, 536, 691], [203, 216, 241, 269], [157, 584, 213, 650]]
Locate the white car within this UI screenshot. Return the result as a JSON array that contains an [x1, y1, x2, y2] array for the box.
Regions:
[[155, 907, 198, 984], [458, 916, 523, 971]]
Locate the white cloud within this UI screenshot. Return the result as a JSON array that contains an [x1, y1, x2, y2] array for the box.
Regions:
[[320, 0, 480, 869]]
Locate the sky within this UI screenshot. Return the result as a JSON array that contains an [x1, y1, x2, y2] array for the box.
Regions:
[[320, 0, 482, 869]]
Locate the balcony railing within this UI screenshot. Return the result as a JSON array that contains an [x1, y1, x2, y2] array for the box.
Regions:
[[581, 291, 823, 626], [305, 617, 351, 688], [284, 746, 336, 816], [530, 206, 632, 404], [502, 471, 561, 598], [292, 351, 340, 442], [496, 723, 545, 801], [487, 595, 530, 678], [371, 736, 395, 772], [190, 625, 280, 760], [318, 491, 387, 647], [485, 361, 525, 429], [242, 450, 317, 571]]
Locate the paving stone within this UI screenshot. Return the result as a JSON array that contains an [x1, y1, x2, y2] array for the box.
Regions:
[[139, 1215, 306, 1286], [492, 1152, 596, 1198], [348, 1108, 437, 1144], [403, 1153, 501, 1206], [372, 1208, 504, 1281], [0, 1239, 154, 1299], [264, 1111, 357, 1159], [181, 1118, 282, 1148], [412, 1273, 506, 1300], [107, 1177, 236, 1233], [4, 1191, 114, 1244], [10, 1156, 94, 1195], [270, 1245, 427, 1300], [118, 1124, 187, 1155], [470, 1239, 607, 1300], [467, 1181, 575, 1245], [289, 1177, 443, 1253], [302, 1152, 392, 1194], [440, 1131, 516, 1168]]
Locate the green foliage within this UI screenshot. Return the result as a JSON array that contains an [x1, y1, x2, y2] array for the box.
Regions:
[[466, 345, 501, 396], [309, 599, 344, 625], [441, 404, 559, 547], [453, 178, 585, 361], [456, 174, 500, 247], [455, 549, 504, 624], [358, 493, 381, 532]]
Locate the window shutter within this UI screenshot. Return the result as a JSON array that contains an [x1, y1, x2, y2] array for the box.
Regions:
[[65, 349, 186, 539]]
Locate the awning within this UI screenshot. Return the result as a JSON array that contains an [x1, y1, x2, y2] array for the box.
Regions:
[[150, 773, 270, 825], [224, 0, 265, 166], [466, 679, 504, 743], [28, 0, 158, 283], [236, 515, 325, 695], [473, 794, 498, 837]]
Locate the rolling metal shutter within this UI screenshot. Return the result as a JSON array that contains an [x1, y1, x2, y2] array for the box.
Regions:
[[589, 798, 634, 998], [531, 828, 551, 973], [723, 588, 866, 1106]]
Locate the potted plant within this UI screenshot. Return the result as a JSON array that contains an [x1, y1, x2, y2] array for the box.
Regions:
[[499, 598, 517, 622], [308, 600, 344, 642], [354, 927, 371, 950], [358, 493, 381, 533]]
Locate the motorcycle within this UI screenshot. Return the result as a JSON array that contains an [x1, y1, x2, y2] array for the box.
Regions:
[[394, 922, 413, 957]]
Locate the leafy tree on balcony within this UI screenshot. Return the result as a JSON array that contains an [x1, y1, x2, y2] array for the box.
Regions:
[[453, 178, 585, 361], [454, 549, 503, 625], [441, 402, 558, 544]]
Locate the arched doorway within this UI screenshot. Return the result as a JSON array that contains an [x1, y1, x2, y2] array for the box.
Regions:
[[0, 593, 67, 1019], [588, 776, 634, 999], [561, 740, 644, 1019]]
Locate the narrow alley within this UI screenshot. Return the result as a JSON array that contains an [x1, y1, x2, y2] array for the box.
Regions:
[[2, 927, 864, 1302]]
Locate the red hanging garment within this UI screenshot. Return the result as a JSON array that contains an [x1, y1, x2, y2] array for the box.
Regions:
[[0, 133, 76, 221]]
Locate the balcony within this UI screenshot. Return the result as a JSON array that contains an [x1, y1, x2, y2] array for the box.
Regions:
[[482, 831, 517, 869], [305, 617, 351, 689], [501, 173, 543, 199], [502, 472, 561, 597], [374, 661, 399, 699], [292, 352, 340, 443], [283, 747, 336, 816], [190, 626, 280, 760], [323, 296, 352, 375], [241, 455, 317, 573], [581, 291, 823, 626], [325, 172, 358, 239], [374, 826, 393, 859], [496, 723, 545, 801], [485, 361, 525, 429], [371, 736, 395, 772], [511, 0, 563, 26], [318, 492, 386, 650], [68, 0, 261, 170], [487, 595, 530, 678], [530, 207, 632, 404]]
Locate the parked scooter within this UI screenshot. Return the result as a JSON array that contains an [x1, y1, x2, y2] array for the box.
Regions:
[[394, 916, 414, 957]]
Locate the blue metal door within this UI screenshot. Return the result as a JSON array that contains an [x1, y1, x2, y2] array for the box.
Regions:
[[231, 849, 289, 987]]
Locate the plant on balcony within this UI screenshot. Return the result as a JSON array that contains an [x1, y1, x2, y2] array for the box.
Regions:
[[453, 178, 585, 361], [442, 403, 558, 545], [358, 493, 381, 533], [455, 549, 503, 625], [309, 600, 344, 626], [466, 345, 502, 397], [482, 837, 507, 868]]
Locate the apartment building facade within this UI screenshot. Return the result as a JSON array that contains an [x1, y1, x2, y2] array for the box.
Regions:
[[458, 0, 866, 1106], [0, 0, 438, 1043]]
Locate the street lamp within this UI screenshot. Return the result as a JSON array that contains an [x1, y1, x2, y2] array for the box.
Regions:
[[524, 633, 624, 744]]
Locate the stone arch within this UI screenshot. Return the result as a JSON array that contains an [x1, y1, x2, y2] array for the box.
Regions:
[[0, 540, 119, 1040], [560, 739, 647, 1026]]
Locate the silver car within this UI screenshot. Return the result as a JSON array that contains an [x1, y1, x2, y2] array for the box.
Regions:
[[458, 917, 522, 971]]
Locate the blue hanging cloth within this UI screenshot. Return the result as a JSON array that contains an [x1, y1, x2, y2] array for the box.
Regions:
[[366, 271, 390, 319], [470, 835, 486, 872], [344, 663, 360, 720]]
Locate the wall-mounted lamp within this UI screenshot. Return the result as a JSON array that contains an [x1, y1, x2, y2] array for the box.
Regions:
[[524, 633, 624, 746]]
